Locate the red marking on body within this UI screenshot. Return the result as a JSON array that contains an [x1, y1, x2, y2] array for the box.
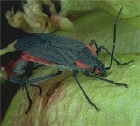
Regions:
[[85, 44, 97, 55], [1, 60, 15, 79], [76, 61, 90, 69], [94, 68, 100, 75], [21, 52, 54, 65], [93, 61, 105, 75], [3, 60, 14, 77]]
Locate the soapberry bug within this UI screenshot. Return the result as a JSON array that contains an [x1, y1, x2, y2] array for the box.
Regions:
[[9, 6, 133, 113]]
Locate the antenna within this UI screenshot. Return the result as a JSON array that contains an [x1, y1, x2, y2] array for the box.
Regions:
[[108, 6, 123, 69]]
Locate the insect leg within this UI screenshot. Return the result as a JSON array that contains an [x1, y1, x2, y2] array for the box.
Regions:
[[9, 76, 24, 84], [96, 46, 134, 70], [73, 70, 100, 111], [28, 84, 42, 95], [24, 85, 33, 114], [84, 72, 128, 88], [26, 70, 62, 99], [23, 70, 62, 113], [28, 70, 62, 83], [89, 40, 98, 49]]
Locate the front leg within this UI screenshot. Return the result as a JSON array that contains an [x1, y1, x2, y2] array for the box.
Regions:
[[95, 46, 134, 70], [83, 71, 128, 88], [9, 59, 35, 113], [73, 70, 100, 111]]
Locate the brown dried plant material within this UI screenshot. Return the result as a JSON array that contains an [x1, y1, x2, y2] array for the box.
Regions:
[[5, 4, 49, 33], [5, 7, 28, 29], [5, 0, 73, 33]]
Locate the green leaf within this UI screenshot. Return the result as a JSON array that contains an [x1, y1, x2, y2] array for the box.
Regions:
[[61, 0, 140, 28]]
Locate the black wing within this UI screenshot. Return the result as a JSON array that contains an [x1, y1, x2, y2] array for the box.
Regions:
[[15, 33, 86, 66], [15, 33, 84, 51]]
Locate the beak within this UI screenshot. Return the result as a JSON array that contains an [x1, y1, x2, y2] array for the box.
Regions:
[[101, 72, 108, 77]]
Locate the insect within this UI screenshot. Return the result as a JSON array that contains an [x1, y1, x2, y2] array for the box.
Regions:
[[9, 6, 133, 114]]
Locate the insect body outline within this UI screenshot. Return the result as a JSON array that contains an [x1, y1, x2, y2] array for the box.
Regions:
[[9, 6, 134, 113]]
